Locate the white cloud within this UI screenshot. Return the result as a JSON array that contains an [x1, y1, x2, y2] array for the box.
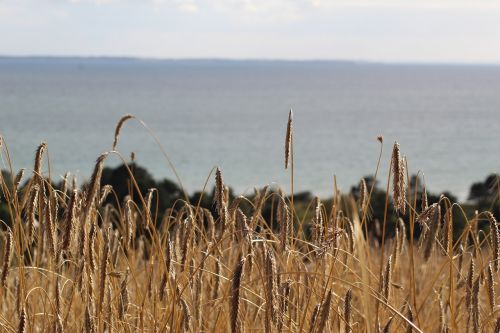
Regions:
[[71, 0, 303, 20], [177, 2, 198, 12], [210, 0, 303, 21], [67, 0, 201, 13], [69, 0, 119, 4], [0, 1, 68, 27], [62, 0, 500, 9], [308, 0, 500, 9]]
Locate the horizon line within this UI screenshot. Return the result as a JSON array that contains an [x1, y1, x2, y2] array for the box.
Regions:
[[1, 54, 500, 67]]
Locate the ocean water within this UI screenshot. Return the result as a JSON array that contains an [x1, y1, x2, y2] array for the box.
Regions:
[[1, 58, 499, 200]]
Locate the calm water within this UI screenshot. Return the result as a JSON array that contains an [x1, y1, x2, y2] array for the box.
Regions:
[[1, 58, 499, 200]]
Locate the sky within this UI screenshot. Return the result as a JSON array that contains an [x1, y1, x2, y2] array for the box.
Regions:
[[1, 0, 500, 63]]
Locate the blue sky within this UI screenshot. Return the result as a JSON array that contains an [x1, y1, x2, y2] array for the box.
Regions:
[[1, 0, 500, 63]]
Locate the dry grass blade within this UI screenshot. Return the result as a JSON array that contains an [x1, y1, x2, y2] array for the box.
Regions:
[[33, 142, 47, 182], [285, 109, 293, 169], [423, 203, 441, 261], [359, 178, 368, 213], [316, 289, 332, 333], [278, 193, 290, 252], [391, 142, 402, 213], [84, 153, 108, 216], [13, 168, 24, 191], [62, 189, 78, 252], [230, 257, 246, 333], [112, 114, 135, 150], [1, 227, 13, 287], [215, 167, 225, 212], [265, 249, 277, 331], [309, 303, 321, 333], [487, 212, 500, 272], [18, 307, 27, 333], [486, 263, 495, 311], [344, 289, 352, 333]]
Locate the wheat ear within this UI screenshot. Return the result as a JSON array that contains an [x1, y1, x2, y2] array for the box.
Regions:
[[285, 109, 293, 169], [112, 114, 134, 150], [230, 257, 246, 333]]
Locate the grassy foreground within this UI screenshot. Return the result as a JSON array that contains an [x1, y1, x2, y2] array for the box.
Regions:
[[0, 113, 499, 333]]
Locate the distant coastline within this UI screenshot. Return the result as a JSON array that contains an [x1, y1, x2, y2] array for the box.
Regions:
[[1, 55, 500, 67]]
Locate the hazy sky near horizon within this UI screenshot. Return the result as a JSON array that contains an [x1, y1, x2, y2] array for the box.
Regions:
[[2, 0, 500, 63]]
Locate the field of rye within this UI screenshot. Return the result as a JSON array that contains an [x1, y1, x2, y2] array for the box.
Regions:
[[0, 112, 499, 333]]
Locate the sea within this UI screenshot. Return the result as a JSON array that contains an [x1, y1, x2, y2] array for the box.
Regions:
[[1, 57, 499, 200]]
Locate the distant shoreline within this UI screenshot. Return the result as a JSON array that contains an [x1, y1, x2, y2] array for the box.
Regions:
[[1, 55, 500, 67]]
